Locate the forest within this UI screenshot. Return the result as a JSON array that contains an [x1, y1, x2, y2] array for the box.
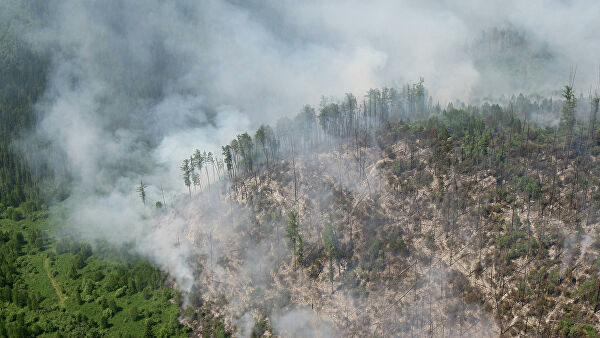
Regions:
[[0, 3, 205, 337]]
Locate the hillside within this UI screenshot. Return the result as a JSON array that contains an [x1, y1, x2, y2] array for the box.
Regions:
[[175, 92, 600, 337]]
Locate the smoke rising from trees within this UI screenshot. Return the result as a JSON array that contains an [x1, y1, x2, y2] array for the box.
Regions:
[[12, 0, 600, 335]]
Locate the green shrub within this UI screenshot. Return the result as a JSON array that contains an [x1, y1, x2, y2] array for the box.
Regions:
[[5, 207, 23, 221], [128, 306, 139, 321]]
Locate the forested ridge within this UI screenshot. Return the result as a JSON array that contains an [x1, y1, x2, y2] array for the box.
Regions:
[[175, 80, 600, 336]]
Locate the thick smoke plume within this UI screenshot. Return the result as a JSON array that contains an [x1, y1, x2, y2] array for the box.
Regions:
[[15, 0, 600, 335]]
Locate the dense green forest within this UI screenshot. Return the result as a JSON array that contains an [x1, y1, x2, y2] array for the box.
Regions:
[[0, 4, 210, 337], [0, 10, 47, 210], [0, 217, 190, 337]]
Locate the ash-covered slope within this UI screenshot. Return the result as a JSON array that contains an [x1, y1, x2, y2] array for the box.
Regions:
[[179, 141, 497, 337], [175, 94, 600, 337]]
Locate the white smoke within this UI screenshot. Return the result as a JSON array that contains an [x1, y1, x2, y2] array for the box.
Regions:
[[12, 0, 600, 335]]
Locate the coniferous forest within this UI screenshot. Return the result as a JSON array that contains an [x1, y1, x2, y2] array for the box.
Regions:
[[0, 3, 198, 337]]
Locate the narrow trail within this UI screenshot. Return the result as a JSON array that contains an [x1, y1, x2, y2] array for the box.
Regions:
[[44, 257, 67, 307]]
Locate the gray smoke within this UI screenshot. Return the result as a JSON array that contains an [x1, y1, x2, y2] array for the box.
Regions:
[[14, 0, 600, 335], [26, 0, 600, 204]]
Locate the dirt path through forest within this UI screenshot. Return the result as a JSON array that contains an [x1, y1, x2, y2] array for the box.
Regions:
[[44, 257, 67, 307]]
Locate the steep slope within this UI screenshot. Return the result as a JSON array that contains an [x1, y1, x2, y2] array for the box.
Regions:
[[176, 100, 600, 337]]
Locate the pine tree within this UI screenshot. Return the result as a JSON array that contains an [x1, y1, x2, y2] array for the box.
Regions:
[[69, 262, 78, 279], [589, 96, 599, 140], [296, 234, 304, 267], [193, 149, 203, 173], [285, 210, 301, 269], [322, 221, 338, 293], [560, 85, 576, 134], [255, 125, 272, 174], [202, 151, 211, 189], [144, 319, 154, 338], [136, 180, 148, 205], [222, 145, 233, 179], [180, 159, 192, 199], [192, 172, 201, 193]]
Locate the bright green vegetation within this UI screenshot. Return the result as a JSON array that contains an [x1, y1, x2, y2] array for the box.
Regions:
[[0, 4, 226, 335], [0, 216, 190, 337]]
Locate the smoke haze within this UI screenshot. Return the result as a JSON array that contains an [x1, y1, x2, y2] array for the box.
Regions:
[[12, 0, 600, 335], [26, 0, 600, 195]]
